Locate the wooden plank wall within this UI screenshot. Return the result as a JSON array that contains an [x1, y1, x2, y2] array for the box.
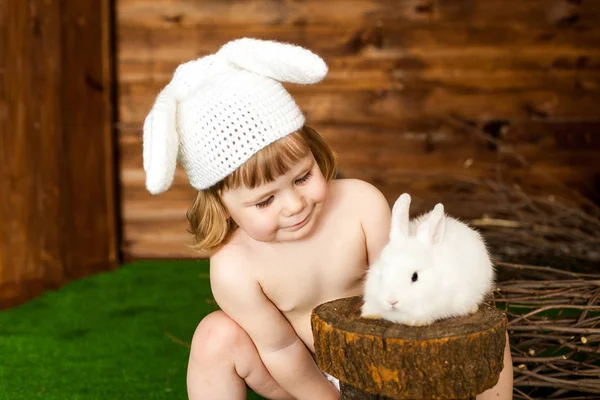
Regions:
[[0, 0, 117, 309], [116, 0, 600, 259]]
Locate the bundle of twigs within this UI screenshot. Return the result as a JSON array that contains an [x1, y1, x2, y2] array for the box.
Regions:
[[469, 180, 600, 276], [466, 181, 600, 398], [493, 262, 600, 399], [449, 178, 600, 398], [425, 117, 600, 398], [442, 115, 600, 274]]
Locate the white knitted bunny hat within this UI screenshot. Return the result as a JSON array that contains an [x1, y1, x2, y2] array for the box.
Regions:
[[143, 38, 328, 194]]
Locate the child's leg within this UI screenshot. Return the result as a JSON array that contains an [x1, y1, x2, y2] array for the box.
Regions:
[[187, 311, 294, 400]]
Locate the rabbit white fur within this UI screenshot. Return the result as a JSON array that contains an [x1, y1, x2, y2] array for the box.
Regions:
[[361, 193, 495, 326]]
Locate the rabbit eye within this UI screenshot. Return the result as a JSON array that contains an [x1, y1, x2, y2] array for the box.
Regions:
[[411, 272, 418, 283]]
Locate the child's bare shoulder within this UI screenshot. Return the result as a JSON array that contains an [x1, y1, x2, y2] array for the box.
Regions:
[[209, 239, 257, 289], [331, 179, 391, 262], [330, 178, 389, 213]]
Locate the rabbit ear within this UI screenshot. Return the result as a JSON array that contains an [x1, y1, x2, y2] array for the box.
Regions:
[[143, 85, 179, 195], [390, 193, 411, 240], [216, 38, 328, 85], [417, 203, 446, 245]]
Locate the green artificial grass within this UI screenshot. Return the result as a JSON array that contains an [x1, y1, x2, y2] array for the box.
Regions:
[[6, 260, 594, 399], [0, 260, 264, 400]]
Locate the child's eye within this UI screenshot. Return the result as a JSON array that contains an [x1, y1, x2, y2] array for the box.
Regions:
[[255, 196, 273, 209], [295, 171, 313, 185]]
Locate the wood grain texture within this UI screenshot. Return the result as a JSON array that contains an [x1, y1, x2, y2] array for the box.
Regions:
[[311, 296, 506, 399], [116, 0, 600, 259], [118, 0, 600, 27], [60, 0, 118, 279], [0, 0, 117, 309], [0, 0, 63, 308]]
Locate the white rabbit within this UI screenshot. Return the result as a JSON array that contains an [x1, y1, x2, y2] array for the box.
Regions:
[[361, 193, 495, 326]]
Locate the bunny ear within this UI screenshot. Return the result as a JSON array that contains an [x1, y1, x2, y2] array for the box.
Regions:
[[143, 57, 218, 195], [417, 203, 446, 245], [216, 38, 328, 84], [390, 193, 412, 240], [143, 85, 179, 195]]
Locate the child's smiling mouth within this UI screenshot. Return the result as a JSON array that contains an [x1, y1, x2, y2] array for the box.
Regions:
[[287, 211, 312, 230]]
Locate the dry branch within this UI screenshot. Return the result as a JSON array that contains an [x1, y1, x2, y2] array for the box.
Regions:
[[494, 263, 600, 399]]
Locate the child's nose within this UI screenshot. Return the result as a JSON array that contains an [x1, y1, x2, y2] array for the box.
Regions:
[[283, 190, 305, 216]]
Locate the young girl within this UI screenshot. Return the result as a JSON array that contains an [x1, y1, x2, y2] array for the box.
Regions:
[[143, 38, 513, 400]]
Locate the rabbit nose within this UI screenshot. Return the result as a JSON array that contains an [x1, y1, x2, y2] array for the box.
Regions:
[[387, 298, 398, 307]]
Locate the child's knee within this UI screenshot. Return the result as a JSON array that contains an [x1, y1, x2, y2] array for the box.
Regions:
[[190, 311, 247, 361]]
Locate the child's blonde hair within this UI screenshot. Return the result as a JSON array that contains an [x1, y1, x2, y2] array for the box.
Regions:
[[187, 126, 337, 252]]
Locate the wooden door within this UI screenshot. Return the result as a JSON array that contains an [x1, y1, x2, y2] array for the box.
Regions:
[[0, 0, 117, 309]]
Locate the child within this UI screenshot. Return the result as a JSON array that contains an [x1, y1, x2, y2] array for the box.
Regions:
[[143, 38, 513, 400]]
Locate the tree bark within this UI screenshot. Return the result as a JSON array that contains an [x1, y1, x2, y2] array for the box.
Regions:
[[311, 296, 506, 399]]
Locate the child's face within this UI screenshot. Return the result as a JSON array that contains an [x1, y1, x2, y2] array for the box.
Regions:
[[221, 154, 328, 243]]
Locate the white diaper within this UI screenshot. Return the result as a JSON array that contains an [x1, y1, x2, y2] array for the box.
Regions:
[[323, 372, 340, 391]]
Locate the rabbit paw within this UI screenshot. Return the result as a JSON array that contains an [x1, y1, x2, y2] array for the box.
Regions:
[[468, 304, 479, 314], [404, 319, 429, 327], [361, 301, 382, 319], [361, 313, 382, 320]]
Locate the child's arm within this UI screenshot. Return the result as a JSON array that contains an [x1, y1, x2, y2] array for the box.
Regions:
[[352, 180, 392, 265], [210, 251, 339, 400], [477, 332, 514, 399]]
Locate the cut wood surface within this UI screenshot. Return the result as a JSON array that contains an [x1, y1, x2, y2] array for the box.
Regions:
[[311, 296, 507, 399]]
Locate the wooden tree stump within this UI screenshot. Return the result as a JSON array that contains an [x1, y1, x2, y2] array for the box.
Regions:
[[311, 296, 507, 399]]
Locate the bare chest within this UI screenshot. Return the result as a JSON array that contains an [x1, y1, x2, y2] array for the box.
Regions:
[[256, 222, 367, 316]]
